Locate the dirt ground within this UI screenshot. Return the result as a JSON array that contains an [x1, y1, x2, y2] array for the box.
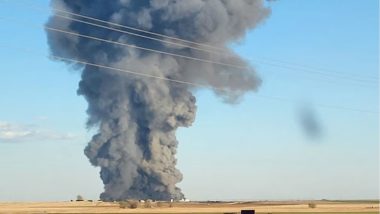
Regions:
[[0, 200, 378, 213]]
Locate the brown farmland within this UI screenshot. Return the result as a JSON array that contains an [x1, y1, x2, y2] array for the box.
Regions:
[[0, 200, 378, 213]]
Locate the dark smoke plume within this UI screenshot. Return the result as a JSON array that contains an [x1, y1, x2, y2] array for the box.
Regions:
[[46, 0, 270, 201], [298, 105, 323, 139]]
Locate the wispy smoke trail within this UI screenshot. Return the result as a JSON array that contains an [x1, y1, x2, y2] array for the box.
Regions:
[[46, 0, 270, 201]]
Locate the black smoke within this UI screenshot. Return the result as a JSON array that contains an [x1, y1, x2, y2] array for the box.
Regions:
[[46, 0, 270, 201]]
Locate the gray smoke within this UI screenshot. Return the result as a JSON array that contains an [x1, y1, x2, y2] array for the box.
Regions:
[[298, 105, 323, 139], [46, 0, 270, 201]]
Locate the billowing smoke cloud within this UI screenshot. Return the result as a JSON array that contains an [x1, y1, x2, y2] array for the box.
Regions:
[[46, 0, 270, 201]]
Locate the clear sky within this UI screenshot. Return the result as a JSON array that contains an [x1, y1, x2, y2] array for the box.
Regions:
[[0, 0, 378, 201]]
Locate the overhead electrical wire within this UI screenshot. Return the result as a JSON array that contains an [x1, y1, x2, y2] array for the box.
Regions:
[[47, 0, 225, 52], [251, 56, 378, 80], [0, 43, 377, 115], [2, 0, 378, 83], [7, 0, 225, 53], [0, 15, 376, 86], [52, 12, 225, 56], [44, 25, 248, 70], [44, 24, 380, 84], [0, 17, 248, 70], [0, 1, 377, 114]]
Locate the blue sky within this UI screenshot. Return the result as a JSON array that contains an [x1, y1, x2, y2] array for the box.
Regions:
[[0, 0, 378, 201]]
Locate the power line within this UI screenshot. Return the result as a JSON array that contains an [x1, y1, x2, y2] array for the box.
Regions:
[[45, 25, 379, 85], [0, 15, 376, 86], [44, 26, 248, 70], [53, 13, 224, 56], [3, 0, 378, 83], [0, 14, 377, 88], [0, 13, 376, 89], [0, 16, 250, 71], [48, 0, 224, 52], [249, 58, 378, 84], [49, 1, 378, 82], [48, 6, 380, 82], [252, 56, 378, 80], [256, 66, 375, 89], [0, 44, 377, 115], [10, 0, 224, 53]]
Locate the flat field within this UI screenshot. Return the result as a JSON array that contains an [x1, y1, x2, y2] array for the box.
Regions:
[[0, 200, 378, 213]]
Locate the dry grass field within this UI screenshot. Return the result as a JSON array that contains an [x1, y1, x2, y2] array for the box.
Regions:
[[0, 200, 378, 214]]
